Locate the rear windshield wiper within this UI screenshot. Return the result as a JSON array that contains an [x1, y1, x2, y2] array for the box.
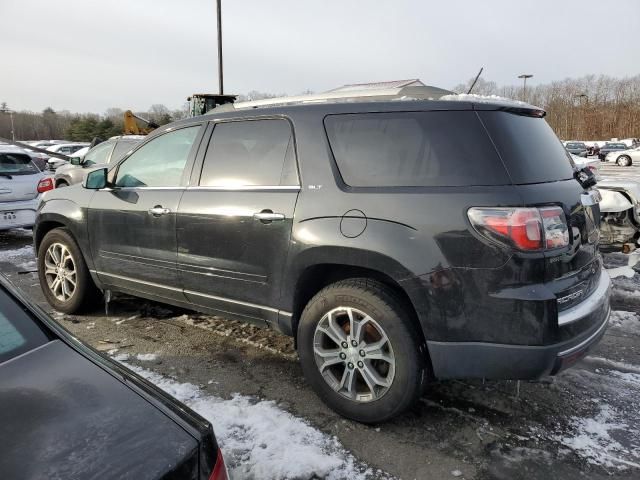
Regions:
[[0, 173, 13, 179]]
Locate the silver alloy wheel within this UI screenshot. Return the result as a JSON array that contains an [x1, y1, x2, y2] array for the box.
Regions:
[[313, 306, 395, 403], [44, 242, 77, 302]]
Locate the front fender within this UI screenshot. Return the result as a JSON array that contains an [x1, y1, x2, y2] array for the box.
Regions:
[[35, 198, 94, 271]]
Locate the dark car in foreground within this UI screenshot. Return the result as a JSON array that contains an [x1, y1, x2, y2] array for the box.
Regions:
[[598, 142, 628, 161], [565, 141, 588, 157], [0, 275, 227, 480], [34, 93, 611, 423]]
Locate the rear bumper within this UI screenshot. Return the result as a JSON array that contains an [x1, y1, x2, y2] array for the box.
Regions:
[[0, 198, 39, 230], [427, 272, 611, 380]]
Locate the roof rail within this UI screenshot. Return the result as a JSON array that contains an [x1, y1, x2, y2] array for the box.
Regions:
[[212, 85, 455, 112]]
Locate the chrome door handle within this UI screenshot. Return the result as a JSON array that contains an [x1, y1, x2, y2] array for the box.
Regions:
[[253, 211, 285, 222], [148, 206, 171, 216]]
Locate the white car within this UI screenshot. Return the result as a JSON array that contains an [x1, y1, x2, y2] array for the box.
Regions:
[[0, 146, 53, 230], [605, 146, 640, 167], [45, 143, 90, 170]]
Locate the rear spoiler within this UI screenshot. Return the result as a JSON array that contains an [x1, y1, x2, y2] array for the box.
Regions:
[[0, 137, 72, 161]]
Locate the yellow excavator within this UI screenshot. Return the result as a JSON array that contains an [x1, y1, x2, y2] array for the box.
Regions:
[[123, 110, 158, 135]]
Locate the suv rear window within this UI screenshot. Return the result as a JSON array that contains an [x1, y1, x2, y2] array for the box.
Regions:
[[0, 153, 39, 176], [324, 111, 509, 187], [478, 111, 575, 184]]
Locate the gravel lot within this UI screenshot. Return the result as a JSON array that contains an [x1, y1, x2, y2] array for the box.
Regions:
[[2, 165, 640, 479]]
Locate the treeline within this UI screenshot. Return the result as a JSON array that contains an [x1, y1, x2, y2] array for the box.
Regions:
[[2, 75, 638, 142], [0, 103, 187, 142], [453, 74, 640, 140]]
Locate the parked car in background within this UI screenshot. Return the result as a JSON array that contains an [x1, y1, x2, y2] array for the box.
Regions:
[[35, 93, 611, 423], [605, 146, 640, 167], [46, 142, 89, 156], [0, 145, 52, 230], [565, 141, 588, 157], [54, 136, 144, 187], [598, 142, 629, 161], [0, 274, 228, 480]]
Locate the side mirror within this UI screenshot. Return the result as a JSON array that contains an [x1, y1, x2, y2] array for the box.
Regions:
[[574, 166, 597, 189], [70, 157, 81, 166], [83, 168, 109, 189]]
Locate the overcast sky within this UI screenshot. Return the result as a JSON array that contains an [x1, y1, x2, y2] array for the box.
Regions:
[[1, 0, 638, 113]]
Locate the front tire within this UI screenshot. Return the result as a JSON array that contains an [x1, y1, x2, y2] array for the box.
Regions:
[[37, 228, 100, 313], [617, 155, 632, 167], [297, 278, 426, 423]]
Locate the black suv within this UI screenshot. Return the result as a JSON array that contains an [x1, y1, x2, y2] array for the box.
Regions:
[[34, 98, 611, 423]]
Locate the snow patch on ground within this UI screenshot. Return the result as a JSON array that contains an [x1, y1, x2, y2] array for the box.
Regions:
[[608, 266, 637, 279], [17, 260, 36, 270], [118, 361, 385, 480], [609, 310, 640, 335], [553, 404, 640, 470], [0, 245, 34, 261], [135, 353, 158, 361]]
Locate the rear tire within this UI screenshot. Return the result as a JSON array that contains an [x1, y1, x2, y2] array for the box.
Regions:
[[37, 228, 100, 314], [617, 155, 632, 167], [297, 278, 426, 423], [56, 180, 69, 188]]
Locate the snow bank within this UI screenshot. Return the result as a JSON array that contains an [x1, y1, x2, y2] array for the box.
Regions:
[[120, 362, 384, 480]]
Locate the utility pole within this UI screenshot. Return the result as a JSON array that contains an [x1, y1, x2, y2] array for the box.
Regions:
[[217, 0, 224, 95], [518, 74, 533, 102]]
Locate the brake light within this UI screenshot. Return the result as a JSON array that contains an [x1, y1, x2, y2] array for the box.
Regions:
[[468, 206, 569, 251], [208, 448, 228, 480], [37, 177, 54, 193]]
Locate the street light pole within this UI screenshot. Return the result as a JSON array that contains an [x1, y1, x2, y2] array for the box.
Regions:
[[518, 74, 533, 102], [217, 0, 224, 95]]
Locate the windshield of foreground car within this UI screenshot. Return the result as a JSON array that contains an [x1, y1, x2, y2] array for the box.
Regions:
[[0, 153, 40, 176]]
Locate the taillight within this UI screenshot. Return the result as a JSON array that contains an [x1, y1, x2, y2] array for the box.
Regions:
[[468, 206, 569, 251], [208, 448, 228, 480], [37, 177, 54, 193]]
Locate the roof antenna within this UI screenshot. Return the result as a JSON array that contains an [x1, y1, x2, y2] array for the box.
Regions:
[[467, 67, 484, 94]]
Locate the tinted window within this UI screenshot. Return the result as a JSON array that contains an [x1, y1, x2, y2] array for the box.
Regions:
[[0, 287, 49, 363], [324, 111, 509, 187], [200, 119, 297, 187], [83, 141, 115, 167], [115, 126, 199, 188], [0, 153, 39, 176], [479, 111, 574, 184], [110, 140, 140, 164]]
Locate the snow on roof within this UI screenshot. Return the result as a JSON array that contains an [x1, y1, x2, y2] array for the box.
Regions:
[[439, 93, 540, 109], [328, 79, 425, 92]]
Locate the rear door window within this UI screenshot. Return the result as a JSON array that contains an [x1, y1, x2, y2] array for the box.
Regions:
[[83, 141, 116, 167], [199, 119, 297, 187], [324, 111, 509, 187], [478, 111, 575, 184]]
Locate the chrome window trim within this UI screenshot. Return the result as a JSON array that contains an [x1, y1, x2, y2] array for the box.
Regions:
[[557, 270, 611, 327], [186, 185, 300, 191]]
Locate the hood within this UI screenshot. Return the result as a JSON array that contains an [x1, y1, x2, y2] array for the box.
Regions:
[[0, 340, 198, 479], [598, 178, 640, 203]]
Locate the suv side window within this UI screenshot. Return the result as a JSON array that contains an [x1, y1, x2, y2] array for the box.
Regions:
[[199, 119, 297, 187], [115, 126, 200, 188], [110, 140, 138, 164], [83, 141, 115, 167]]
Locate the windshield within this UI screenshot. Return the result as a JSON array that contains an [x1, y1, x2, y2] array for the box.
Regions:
[[566, 143, 585, 148], [0, 153, 40, 176]]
